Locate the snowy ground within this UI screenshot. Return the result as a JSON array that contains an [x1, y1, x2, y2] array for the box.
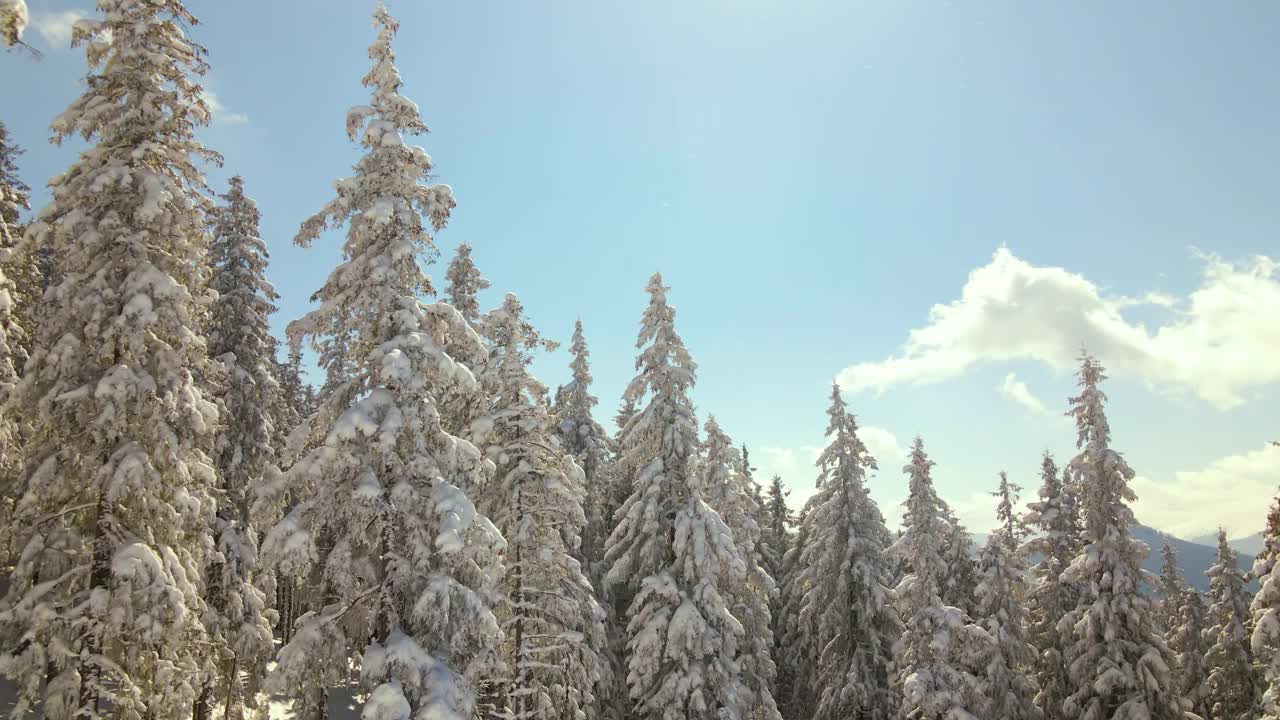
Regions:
[[0, 679, 365, 719]]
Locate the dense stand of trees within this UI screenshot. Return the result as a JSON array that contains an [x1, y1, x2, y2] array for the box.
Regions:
[[0, 3, 1275, 720]]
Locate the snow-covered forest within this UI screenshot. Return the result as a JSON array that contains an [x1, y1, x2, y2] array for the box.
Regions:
[[1, 2, 1277, 720]]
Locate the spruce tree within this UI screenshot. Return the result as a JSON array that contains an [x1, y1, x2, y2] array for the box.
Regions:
[[893, 437, 989, 720], [793, 384, 900, 720], [0, 121, 33, 555], [1022, 452, 1075, 720], [0, 1, 224, 716], [444, 242, 490, 328], [602, 273, 749, 720], [702, 417, 782, 720], [777, 498, 818, 720], [208, 176, 279, 519], [554, 319, 616, 573], [759, 474, 791, 586], [1, 0, 28, 49], [1057, 353, 1182, 720], [1204, 530, 1260, 720], [0, 121, 38, 349], [939, 505, 979, 616], [470, 294, 611, 720], [260, 7, 504, 719], [435, 243, 492, 451], [1156, 543, 1185, 631], [1169, 589, 1212, 720], [1252, 494, 1280, 720], [199, 175, 279, 718], [974, 472, 1041, 720], [259, 342, 314, 646]]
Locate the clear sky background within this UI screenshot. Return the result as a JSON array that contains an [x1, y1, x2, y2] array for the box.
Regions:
[[6, 0, 1279, 540]]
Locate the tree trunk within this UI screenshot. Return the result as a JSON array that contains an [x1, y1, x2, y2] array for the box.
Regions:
[[223, 654, 240, 720], [79, 493, 112, 716], [193, 685, 211, 720]]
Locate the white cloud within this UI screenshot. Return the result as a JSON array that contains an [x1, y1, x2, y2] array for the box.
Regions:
[[1131, 442, 1280, 540], [32, 9, 85, 48], [200, 90, 250, 126], [755, 444, 824, 509], [837, 248, 1280, 409], [861, 425, 906, 473], [998, 372, 1053, 417]]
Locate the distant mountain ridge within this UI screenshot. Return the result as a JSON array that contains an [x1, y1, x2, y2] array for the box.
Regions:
[[1133, 525, 1219, 594], [972, 525, 1260, 595], [1191, 531, 1264, 560]]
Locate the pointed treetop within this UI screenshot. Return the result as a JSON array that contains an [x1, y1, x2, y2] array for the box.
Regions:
[[992, 470, 1026, 550], [559, 318, 597, 412], [905, 435, 934, 478], [1158, 543, 1184, 598], [445, 243, 490, 326], [625, 271, 696, 400], [1068, 351, 1112, 450], [364, 3, 419, 130], [816, 382, 876, 488], [569, 318, 592, 383]]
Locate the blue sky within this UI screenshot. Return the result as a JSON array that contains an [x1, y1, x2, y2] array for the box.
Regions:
[[6, 0, 1280, 539]]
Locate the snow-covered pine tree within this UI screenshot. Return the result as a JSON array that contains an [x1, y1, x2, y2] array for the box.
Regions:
[[939, 504, 979, 616], [701, 417, 781, 720], [759, 474, 791, 590], [974, 472, 1041, 720], [208, 176, 279, 520], [602, 273, 749, 720], [444, 242, 490, 328], [437, 243, 502, 455], [603, 392, 641, 542], [777, 498, 818, 720], [554, 319, 616, 574], [1168, 589, 1212, 720], [260, 7, 504, 719], [1022, 452, 1075, 720], [260, 343, 312, 645], [1, 0, 28, 49], [740, 445, 770, 572], [1252, 494, 1280, 720], [0, 1, 225, 716], [613, 394, 638, 438], [268, 345, 302, 455], [794, 384, 900, 720], [0, 121, 38, 350], [1204, 529, 1260, 720], [1156, 543, 1185, 631], [759, 472, 791, 701], [467, 293, 610, 720], [892, 437, 990, 720], [199, 174, 280, 719], [0, 120, 34, 566], [0, 121, 39, 380], [1057, 353, 1182, 720]]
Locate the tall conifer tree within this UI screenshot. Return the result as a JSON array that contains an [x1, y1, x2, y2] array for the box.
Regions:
[[974, 472, 1040, 720], [1022, 452, 1075, 720], [893, 438, 989, 720], [1204, 530, 1260, 720], [470, 294, 611, 720], [554, 319, 616, 572], [261, 7, 504, 719], [0, 2, 223, 716], [794, 385, 900, 720], [603, 273, 749, 720], [1058, 354, 1181, 720]]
